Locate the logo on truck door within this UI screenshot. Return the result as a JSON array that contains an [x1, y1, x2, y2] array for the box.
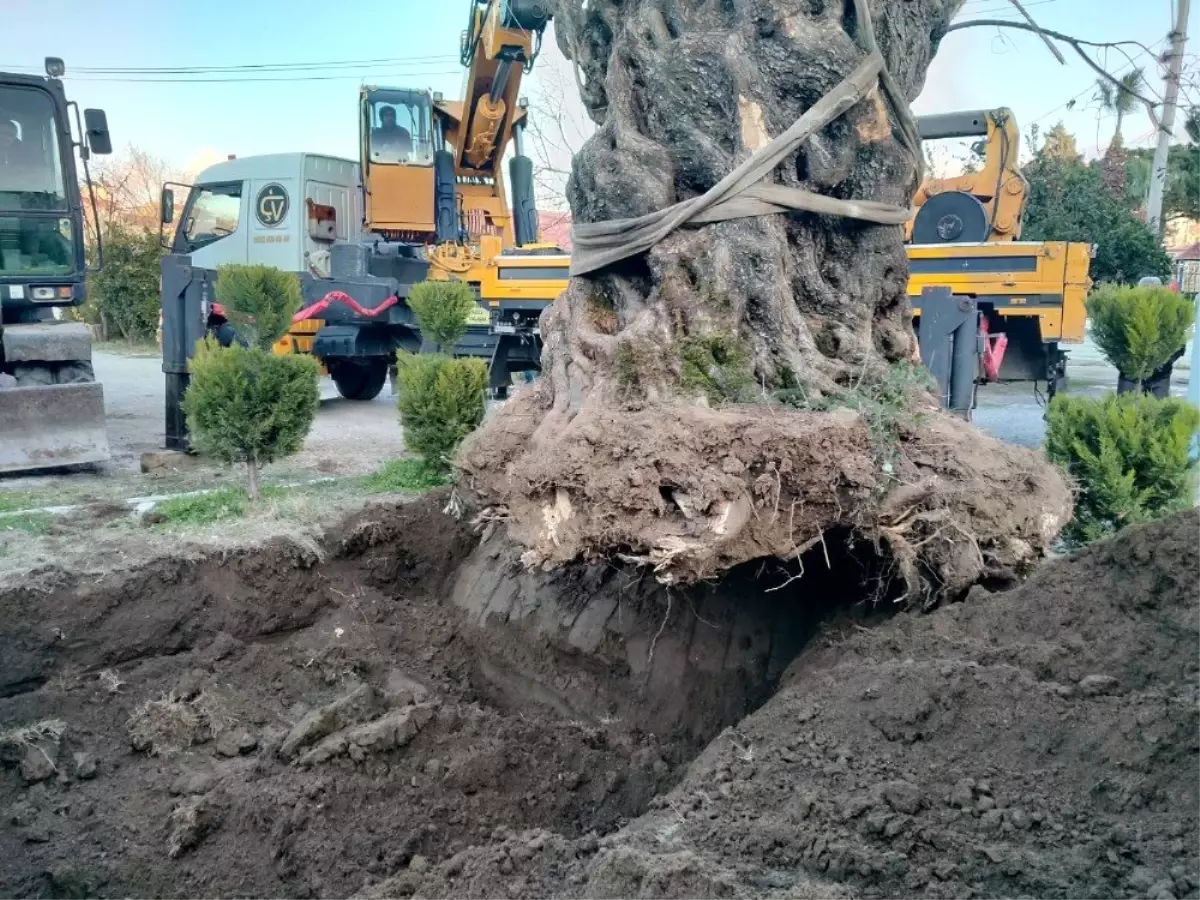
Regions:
[[255, 183, 289, 227]]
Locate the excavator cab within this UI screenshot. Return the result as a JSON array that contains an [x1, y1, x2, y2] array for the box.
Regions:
[[360, 86, 439, 238]]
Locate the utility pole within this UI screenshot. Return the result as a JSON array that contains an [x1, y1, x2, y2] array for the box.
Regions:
[[1146, 0, 1190, 237]]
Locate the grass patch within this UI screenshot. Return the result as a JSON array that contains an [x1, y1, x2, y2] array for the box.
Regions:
[[0, 491, 44, 514], [777, 360, 936, 477], [95, 339, 161, 358], [361, 458, 448, 494], [0, 511, 54, 535], [833, 362, 936, 455], [151, 488, 247, 526]]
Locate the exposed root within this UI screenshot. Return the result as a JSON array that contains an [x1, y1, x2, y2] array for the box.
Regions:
[[128, 691, 230, 757], [643, 589, 673, 687]]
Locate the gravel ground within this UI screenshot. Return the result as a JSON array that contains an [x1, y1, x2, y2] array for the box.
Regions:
[[0, 349, 407, 498], [974, 336, 1193, 448], [95, 350, 406, 476]]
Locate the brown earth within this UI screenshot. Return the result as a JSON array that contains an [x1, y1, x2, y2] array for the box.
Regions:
[[0, 490, 787, 899], [0, 493, 1196, 899]]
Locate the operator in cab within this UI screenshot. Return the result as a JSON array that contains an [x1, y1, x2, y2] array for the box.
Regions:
[[0, 118, 16, 156], [371, 105, 413, 159], [0, 116, 29, 167]]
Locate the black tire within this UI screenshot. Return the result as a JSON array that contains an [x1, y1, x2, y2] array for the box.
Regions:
[[330, 360, 388, 401], [56, 361, 95, 384], [12, 364, 55, 387]]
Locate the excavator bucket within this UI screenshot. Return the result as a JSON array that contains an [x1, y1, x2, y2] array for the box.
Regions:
[[0, 382, 110, 474]]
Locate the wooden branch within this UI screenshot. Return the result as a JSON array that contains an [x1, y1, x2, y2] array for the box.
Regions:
[[947, 18, 1163, 129], [1003, 0, 1065, 64]]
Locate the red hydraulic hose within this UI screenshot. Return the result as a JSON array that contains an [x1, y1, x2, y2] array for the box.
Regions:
[[292, 291, 400, 323], [979, 317, 1008, 383]]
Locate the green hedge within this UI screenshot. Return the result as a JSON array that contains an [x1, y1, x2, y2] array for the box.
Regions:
[[407, 280, 479, 351], [1086, 283, 1195, 384], [214, 264, 303, 350], [1046, 392, 1199, 545], [88, 226, 163, 341], [183, 339, 320, 499], [396, 353, 488, 472]]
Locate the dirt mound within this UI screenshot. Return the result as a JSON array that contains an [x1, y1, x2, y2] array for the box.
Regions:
[[0, 492, 685, 898], [382, 509, 1200, 899], [2, 490, 1195, 899]]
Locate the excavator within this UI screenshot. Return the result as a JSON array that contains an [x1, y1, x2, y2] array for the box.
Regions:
[[0, 58, 113, 474], [159, 0, 567, 443], [905, 108, 1093, 397]]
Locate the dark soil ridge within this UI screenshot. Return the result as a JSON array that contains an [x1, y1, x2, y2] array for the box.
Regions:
[[0, 489, 853, 898], [370, 508, 1200, 900]]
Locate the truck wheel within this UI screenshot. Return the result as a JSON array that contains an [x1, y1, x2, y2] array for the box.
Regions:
[[12, 364, 55, 387], [331, 360, 388, 401], [56, 362, 95, 384]]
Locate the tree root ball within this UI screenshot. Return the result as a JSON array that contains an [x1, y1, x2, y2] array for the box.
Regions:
[[460, 393, 1070, 604], [457, 0, 1072, 603]]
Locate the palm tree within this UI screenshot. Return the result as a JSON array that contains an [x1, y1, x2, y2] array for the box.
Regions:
[[1095, 69, 1145, 145]]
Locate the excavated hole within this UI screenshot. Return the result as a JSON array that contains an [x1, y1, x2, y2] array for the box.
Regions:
[[0, 495, 899, 898], [718, 526, 902, 687]]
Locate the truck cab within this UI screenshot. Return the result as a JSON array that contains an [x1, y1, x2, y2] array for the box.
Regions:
[[163, 153, 361, 277]]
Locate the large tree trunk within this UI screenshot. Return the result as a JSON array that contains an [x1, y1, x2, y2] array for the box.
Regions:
[[459, 0, 1072, 604]]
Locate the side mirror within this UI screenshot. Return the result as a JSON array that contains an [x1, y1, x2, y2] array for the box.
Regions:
[[83, 108, 112, 155], [161, 187, 175, 225]]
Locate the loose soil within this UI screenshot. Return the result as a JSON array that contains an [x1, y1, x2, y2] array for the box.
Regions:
[[1, 494, 1196, 899]]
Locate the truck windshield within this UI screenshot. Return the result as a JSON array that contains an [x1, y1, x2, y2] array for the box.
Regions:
[[0, 85, 68, 212], [177, 182, 241, 252], [367, 89, 434, 166]]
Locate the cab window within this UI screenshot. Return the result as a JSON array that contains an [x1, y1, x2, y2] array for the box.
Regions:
[[0, 85, 68, 212], [367, 90, 434, 166], [178, 182, 241, 251]]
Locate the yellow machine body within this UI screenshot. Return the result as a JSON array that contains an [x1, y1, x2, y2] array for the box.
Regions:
[[907, 241, 1091, 345], [906, 108, 1028, 244], [905, 108, 1094, 388]]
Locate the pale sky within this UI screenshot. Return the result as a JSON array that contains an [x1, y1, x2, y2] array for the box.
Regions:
[[3, 0, 1194, 188]]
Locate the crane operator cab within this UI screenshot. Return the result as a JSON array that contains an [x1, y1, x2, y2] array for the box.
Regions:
[[361, 87, 441, 241]]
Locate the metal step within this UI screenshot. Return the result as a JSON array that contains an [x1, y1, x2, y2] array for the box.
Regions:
[[0, 382, 110, 474]]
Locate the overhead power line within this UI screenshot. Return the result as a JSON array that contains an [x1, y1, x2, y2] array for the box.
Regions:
[[0, 54, 459, 76], [57, 69, 464, 84], [958, 0, 1057, 16]]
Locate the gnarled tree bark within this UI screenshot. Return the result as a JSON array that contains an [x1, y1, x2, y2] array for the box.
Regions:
[[459, 0, 1072, 604]]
